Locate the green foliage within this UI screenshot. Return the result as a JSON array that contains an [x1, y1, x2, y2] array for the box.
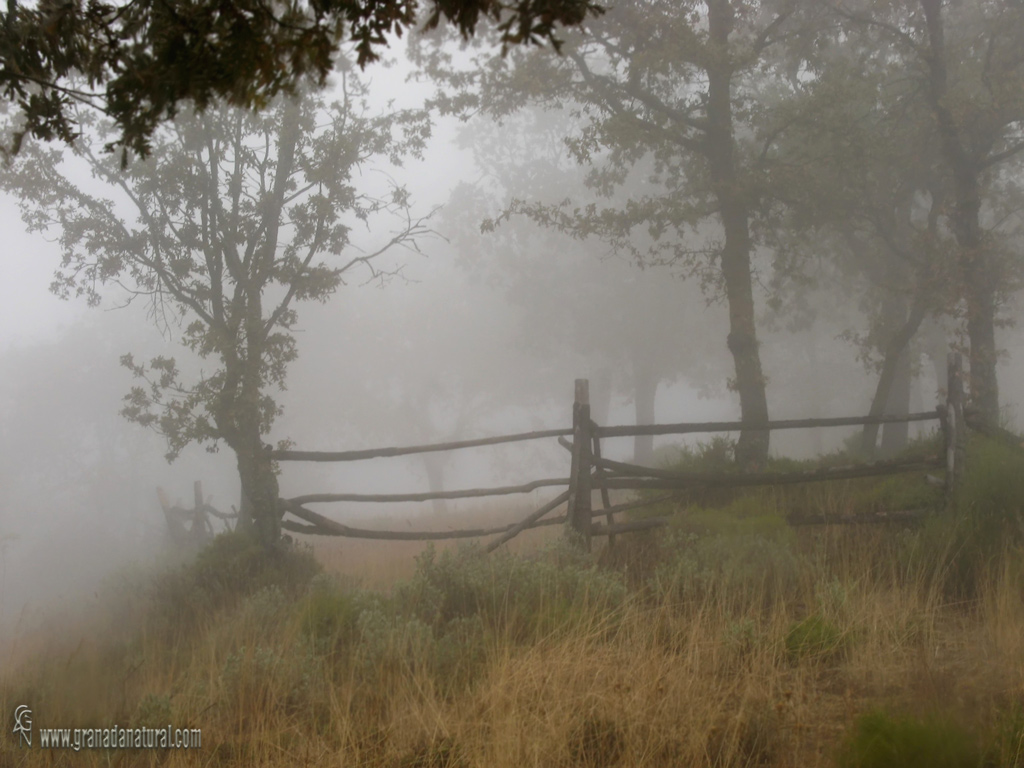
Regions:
[[0, 0, 601, 160], [955, 436, 1024, 542], [862, 473, 943, 513], [642, 435, 944, 527], [784, 614, 850, 664], [900, 436, 1024, 597], [396, 542, 628, 643], [298, 572, 479, 690], [836, 711, 983, 768], [352, 606, 434, 677], [298, 574, 370, 651], [150, 531, 320, 633], [722, 617, 760, 660], [674, 506, 792, 539], [238, 584, 292, 629], [294, 543, 627, 693], [220, 643, 324, 717], [656, 436, 738, 473], [990, 702, 1024, 767], [653, 512, 801, 607]]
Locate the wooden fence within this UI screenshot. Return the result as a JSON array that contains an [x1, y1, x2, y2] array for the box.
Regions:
[[231, 351, 978, 553], [157, 481, 238, 546]]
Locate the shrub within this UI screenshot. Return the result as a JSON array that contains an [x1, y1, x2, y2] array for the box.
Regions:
[[784, 614, 849, 664], [654, 436, 737, 473], [238, 584, 291, 629], [430, 614, 488, 693], [653, 517, 802, 608], [220, 643, 323, 719], [150, 531, 321, 634], [901, 435, 1024, 597], [298, 574, 371, 651], [395, 542, 628, 643], [836, 710, 983, 768], [990, 702, 1024, 767], [353, 607, 433, 678], [952, 437, 1024, 572]]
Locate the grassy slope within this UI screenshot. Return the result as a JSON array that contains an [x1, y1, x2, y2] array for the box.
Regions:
[[4, 435, 1024, 767]]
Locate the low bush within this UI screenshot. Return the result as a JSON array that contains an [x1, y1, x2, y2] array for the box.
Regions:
[[395, 541, 628, 643], [219, 643, 325, 720], [653, 513, 802, 609], [298, 574, 372, 652], [150, 530, 321, 635], [784, 614, 850, 664], [897, 435, 1024, 598], [991, 702, 1024, 767], [836, 710, 982, 768]]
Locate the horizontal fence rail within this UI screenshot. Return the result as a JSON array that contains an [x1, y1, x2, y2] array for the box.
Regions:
[[597, 461, 942, 492], [278, 490, 680, 544], [590, 454, 942, 486], [593, 410, 941, 439], [285, 477, 570, 506], [590, 508, 932, 537], [282, 496, 568, 540], [271, 427, 573, 462]]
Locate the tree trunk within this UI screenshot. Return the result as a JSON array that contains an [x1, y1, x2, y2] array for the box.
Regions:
[[963, 257, 1000, 426], [235, 434, 282, 545], [213, 98, 300, 549], [706, 0, 770, 470], [922, 319, 948, 407], [879, 343, 912, 457], [422, 453, 449, 515], [226, 353, 283, 548], [920, 0, 1000, 429], [860, 300, 927, 458], [215, 343, 283, 547], [632, 362, 658, 466]]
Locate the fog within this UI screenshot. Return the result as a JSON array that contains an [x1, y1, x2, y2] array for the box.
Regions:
[[2, 1, 1024, 635]]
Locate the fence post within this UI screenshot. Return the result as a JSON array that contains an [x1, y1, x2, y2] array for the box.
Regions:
[[591, 426, 615, 549], [945, 352, 965, 497], [193, 480, 213, 542], [567, 379, 593, 550]]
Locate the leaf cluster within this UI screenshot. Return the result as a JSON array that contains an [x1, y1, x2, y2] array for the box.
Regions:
[[0, 0, 603, 160]]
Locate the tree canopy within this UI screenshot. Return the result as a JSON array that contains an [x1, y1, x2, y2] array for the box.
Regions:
[[0, 0, 603, 161], [421, 0, 814, 467]]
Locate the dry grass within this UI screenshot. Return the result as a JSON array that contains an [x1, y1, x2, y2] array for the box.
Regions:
[[3, 488, 1024, 768]]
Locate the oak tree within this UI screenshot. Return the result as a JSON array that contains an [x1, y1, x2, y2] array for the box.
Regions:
[[831, 0, 1024, 430], [1, 76, 433, 545], [420, 0, 817, 467], [763, 36, 958, 456]]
